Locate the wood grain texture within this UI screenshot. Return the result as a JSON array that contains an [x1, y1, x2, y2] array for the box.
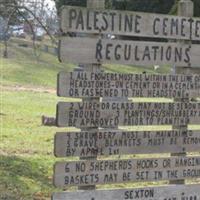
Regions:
[[52, 184, 200, 200], [53, 156, 200, 187], [56, 102, 200, 128], [57, 72, 200, 98], [61, 6, 200, 41], [54, 130, 200, 157], [59, 37, 200, 68]]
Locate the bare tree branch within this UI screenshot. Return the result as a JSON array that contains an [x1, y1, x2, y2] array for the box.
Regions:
[[4, 3, 58, 44], [2, 8, 16, 57], [0, 0, 58, 58], [15, 7, 39, 58]]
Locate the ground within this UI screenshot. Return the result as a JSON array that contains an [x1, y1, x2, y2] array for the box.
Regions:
[[0, 39, 199, 200]]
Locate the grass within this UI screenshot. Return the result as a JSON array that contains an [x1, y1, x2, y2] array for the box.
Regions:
[[0, 89, 80, 199], [0, 42, 74, 88], [0, 39, 200, 199], [0, 39, 172, 88], [104, 63, 172, 74], [0, 155, 54, 200], [0, 41, 76, 199], [0, 89, 61, 199]]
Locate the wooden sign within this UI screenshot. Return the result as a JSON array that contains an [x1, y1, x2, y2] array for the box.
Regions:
[[56, 102, 200, 127], [52, 184, 200, 200], [61, 6, 200, 41], [53, 156, 200, 187], [59, 37, 200, 67], [58, 72, 200, 98], [54, 130, 200, 157]]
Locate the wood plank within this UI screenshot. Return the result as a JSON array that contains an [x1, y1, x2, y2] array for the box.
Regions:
[[54, 130, 200, 157], [53, 156, 200, 187], [52, 184, 200, 200], [57, 72, 200, 98], [59, 37, 200, 68], [61, 6, 200, 41], [56, 102, 200, 128], [169, 0, 195, 187]]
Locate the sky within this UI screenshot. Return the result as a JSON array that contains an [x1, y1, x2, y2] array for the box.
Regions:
[[45, 0, 56, 9]]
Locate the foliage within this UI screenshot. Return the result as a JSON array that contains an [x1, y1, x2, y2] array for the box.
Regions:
[[113, 0, 175, 13], [54, 0, 175, 14], [193, 0, 200, 17], [0, 0, 57, 58], [0, 0, 29, 25], [54, 0, 200, 16], [0, 0, 18, 21], [169, 0, 200, 17], [54, 0, 86, 14]]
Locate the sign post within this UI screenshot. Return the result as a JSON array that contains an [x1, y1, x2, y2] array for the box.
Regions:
[[77, 0, 105, 192], [170, 0, 200, 187], [53, 0, 200, 199]]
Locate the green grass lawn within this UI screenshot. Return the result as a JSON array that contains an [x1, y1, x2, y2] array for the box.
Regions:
[[0, 42, 75, 88], [0, 89, 69, 200], [0, 40, 200, 199], [0, 40, 172, 88]]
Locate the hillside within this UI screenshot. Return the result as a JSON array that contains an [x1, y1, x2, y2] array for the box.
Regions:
[[0, 40, 199, 200]]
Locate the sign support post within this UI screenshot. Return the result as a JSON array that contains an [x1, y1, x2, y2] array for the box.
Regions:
[[53, 0, 200, 198], [78, 0, 105, 192], [170, 0, 200, 186]]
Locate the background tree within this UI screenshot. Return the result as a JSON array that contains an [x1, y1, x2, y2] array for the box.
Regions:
[[54, 0, 113, 12], [54, 0, 200, 16], [169, 0, 200, 16], [113, 0, 175, 13], [0, 0, 24, 25], [0, 0, 57, 58], [54, 0, 86, 14]]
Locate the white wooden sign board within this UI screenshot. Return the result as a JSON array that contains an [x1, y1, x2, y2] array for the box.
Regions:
[[54, 130, 200, 157], [52, 184, 200, 200], [56, 102, 200, 127], [59, 37, 200, 67], [61, 6, 200, 41], [53, 156, 200, 187], [57, 72, 200, 98]]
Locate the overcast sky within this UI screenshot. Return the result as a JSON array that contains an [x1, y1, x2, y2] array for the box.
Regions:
[[45, 0, 55, 9]]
